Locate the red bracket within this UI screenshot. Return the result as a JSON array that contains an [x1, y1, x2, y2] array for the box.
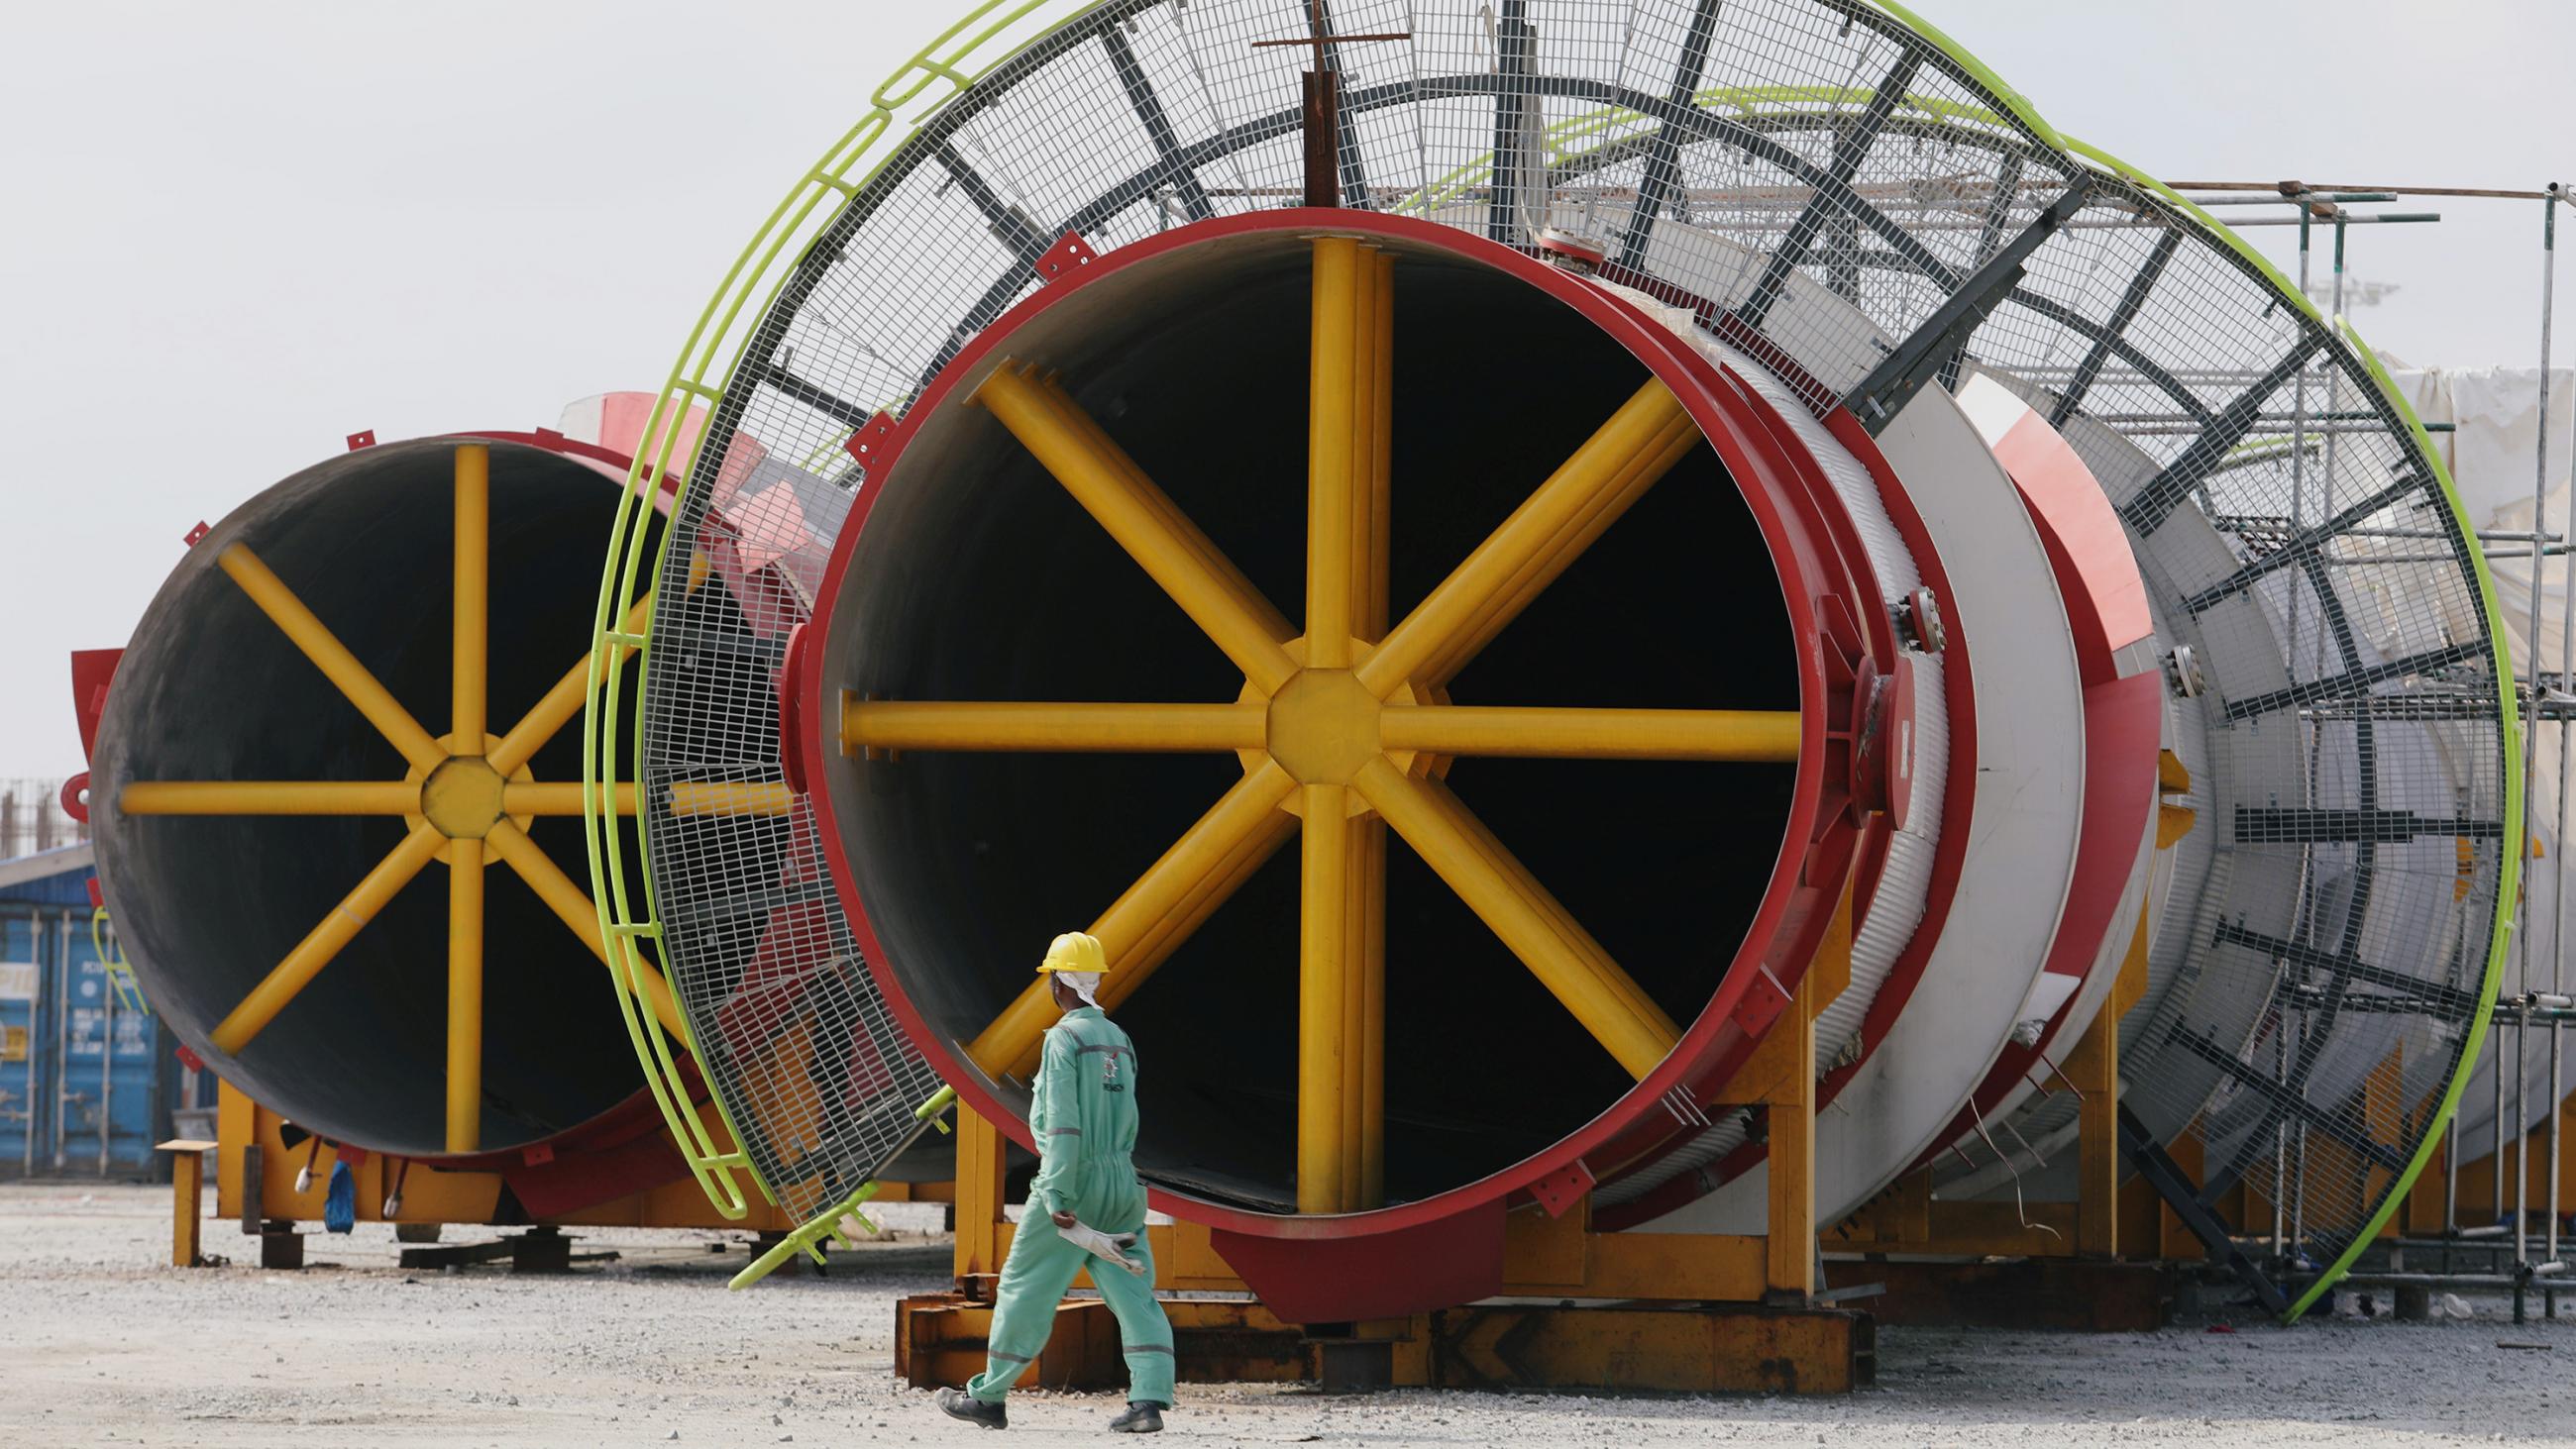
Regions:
[[522, 1143, 556, 1167], [1848, 653, 1916, 831], [1526, 1158, 1595, 1219], [1731, 964, 1794, 1040], [181, 521, 210, 548], [345, 429, 376, 451], [1034, 231, 1098, 284], [776, 621, 811, 794], [59, 774, 90, 825], [1812, 591, 1914, 831], [70, 648, 119, 762], [842, 410, 899, 467]]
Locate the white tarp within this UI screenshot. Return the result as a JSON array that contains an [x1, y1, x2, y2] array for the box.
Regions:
[[2382, 360, 2574, 815], [2384, 359, 2576, 1153]]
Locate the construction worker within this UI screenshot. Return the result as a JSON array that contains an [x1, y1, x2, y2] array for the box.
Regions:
[[935, 932, 1174, 1434]]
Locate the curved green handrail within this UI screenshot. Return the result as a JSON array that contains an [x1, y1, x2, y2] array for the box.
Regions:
[[2060, 135, 2521, 1323], [580, 0, 1119, 1222], [577, 4, 2518, 1320], [730, 1183, 883, 1290], [1856, 0, 2064, 153], [2299, 318, 2521, 1320], [91, 908, 147, 1015]]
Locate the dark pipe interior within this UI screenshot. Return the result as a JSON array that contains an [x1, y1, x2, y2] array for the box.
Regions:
[[824, 232, 1799, 1212], [94, 439, 651, 1158]]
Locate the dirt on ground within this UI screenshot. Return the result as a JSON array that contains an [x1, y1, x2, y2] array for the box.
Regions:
[[2, 1182, 2571, 1447]]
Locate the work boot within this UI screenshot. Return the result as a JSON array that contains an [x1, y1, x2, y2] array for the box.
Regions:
[[934, 1386, 1008, 1430], [1107, 1400, 1164, 1433]]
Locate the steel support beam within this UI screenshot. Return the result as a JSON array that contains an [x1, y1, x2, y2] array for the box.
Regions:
[[2181, 471, 2432, 612], [1735, 52, 1921, 332], [2117, 1102, 2291, 1315], [934, 144, 1052, 267], [1484, 1, 1536, 244], [2219, 641, 2482, 721], [2212, 920, 2483, 1015], [2232, 806, 2507, 845], [1101, 26, 1216, 223], [1611, 0, 1725, 268], [2048, 231, 2182, 426], [1847, 179, 2090, 431], [2120, 338, 2328, 534]]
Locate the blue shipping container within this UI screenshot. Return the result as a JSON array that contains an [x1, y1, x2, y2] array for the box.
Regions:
[[0, 844, 208, 1178]]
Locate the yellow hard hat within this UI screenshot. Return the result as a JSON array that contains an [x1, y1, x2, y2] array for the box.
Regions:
[[1036, 931, 1109, 976]]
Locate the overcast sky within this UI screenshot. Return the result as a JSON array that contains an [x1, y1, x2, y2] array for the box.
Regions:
[[3, 0, 2568, 776]]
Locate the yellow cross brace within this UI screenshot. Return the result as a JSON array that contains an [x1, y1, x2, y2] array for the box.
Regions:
[[884, 240, 1783, 1214]]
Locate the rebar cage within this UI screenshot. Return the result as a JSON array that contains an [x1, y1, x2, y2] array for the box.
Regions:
[[582, 0, 2516, 1312]]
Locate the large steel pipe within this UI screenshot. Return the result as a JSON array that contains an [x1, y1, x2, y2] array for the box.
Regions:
[[796, 212, 1926, 1310], [92, 433, 675, 1164], [596, 0, 2518, 1325]]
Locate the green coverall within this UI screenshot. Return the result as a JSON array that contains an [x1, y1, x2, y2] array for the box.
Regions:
[[965, 1004, 1174, 1406]]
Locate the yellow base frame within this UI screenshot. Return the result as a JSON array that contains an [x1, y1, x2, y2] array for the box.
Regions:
[[195, 1080, 949, 1246], [907, 877, 1868, 1395]]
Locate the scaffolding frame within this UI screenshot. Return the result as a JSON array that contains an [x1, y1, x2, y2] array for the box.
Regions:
[[2165, 179, 2576, 1321]]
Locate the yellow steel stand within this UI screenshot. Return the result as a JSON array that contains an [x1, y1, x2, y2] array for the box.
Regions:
[[1700, 881, 1852, 1302], [1825, 915, 2179, 1331], [953, 1091, 1009, 1281], [206, 1079, 951, 1245], [898, 883, 1876, 1396], [1829, 752, 2199, 1290], [2067, 916, 2151, 1257], [160, 1136, 218, 1268], [1833, 923, 2149, 1259]]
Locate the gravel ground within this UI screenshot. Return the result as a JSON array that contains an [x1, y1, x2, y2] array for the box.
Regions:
[[2, 1182, 2572, 1446]]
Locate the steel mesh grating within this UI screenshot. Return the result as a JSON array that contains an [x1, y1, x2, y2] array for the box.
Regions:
[[1925, 161, 2511, 1272], [606, 0, 2510, 1280]]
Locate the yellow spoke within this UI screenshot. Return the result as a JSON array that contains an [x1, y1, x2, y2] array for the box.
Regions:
[[217, 544, 447, 774], [488, 592, 653, 776], [453, 444, 489, 745], [1397, 765, 1671, 1038], [446, 853, 484, 1155], [209, 823, 445, 1055], [484, 819, 690, 1044], [970, 761, 1298, 1078], [997, 803, 1299, 1082], [503, 780, 805, 817], [1357, 248, 1393, 641], [1306, 238, 1363, 667], [119, 780, 419, 815], [841, 700, 1264, 756], [1378, 705, 1801, 762], [1426, 409, 1700, 685], [1356, 379, 1693, 697], [1351, 757, 1677, 1079], [1027, 375, 1296, 645], [1342, 250, 1393, 1214], [976, 364, 1301, 694], [1297, 783, 1351, 1214], [500, 782, 640, 815], [666, 781, 795, 817], [1342, 814, 1386, 1210]]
